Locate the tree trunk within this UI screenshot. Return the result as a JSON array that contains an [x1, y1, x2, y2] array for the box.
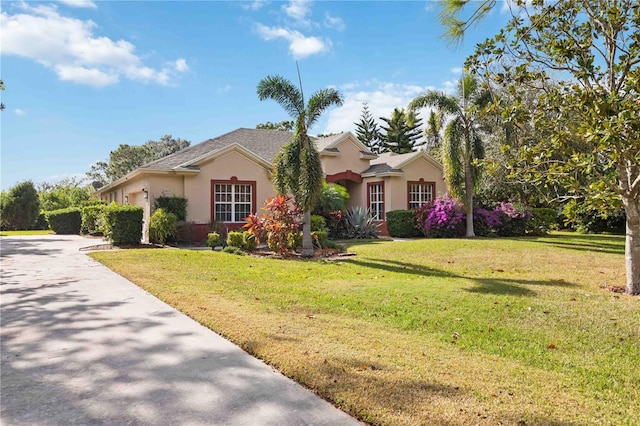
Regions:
[[301, 209, 314, 257], [623, 195, 640, 294], [464, 160, 475, 238]]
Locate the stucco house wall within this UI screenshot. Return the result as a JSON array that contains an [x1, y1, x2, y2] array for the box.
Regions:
[[184, 151, 275, 224], [95, 128, 446, 242]]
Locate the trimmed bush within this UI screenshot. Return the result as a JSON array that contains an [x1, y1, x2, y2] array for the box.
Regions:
[[34, 212, 49, 230], [528, 208, 558, 235], [154, 196, 188, 221], [81, 204, 106, 235], [226, 231, 244, 248], [223, 246, 245, 256], [103, 204, 143, 246], [242, 232, 258, 252], [386, 210, 420, 238], [149, 208, 177, 245], [207, 232, 222, 249], [46, 207, 81, 234]]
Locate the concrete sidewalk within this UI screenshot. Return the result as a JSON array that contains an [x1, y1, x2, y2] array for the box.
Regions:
[[0, 235, 361, 425]]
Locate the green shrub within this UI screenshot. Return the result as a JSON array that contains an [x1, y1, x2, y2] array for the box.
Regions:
[[242, 232, 258, 252], [562, 201, 625, 234], [207, 232, 222, 249], [222, 245, 245, 256], [286, 232, 303, 250], [103, 204, 143, 246], [81, 204, 106, 235], [1, 181, 40, 230], [386, 210, 420, 238], [527, 208, 558, 235], [46, 208, 81, 234], [149, 208, 177, 245], [154, 196, 188, 221], [226, 231, 244, 248], [310, 214, 328, 232], [34, 212, 49, 230], [313, 182, 349, 214]]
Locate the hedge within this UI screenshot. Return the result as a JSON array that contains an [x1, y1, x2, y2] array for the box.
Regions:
[[386, 210, 421, 238], [103, 204, 143, 246], [46, 208, 82, 234], [81, 204, 107, 235]]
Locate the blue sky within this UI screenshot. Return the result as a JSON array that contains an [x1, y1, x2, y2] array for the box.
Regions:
[[1, 0, 510, 190]]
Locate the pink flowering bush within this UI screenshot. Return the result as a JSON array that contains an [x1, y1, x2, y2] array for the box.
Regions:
[[416, 197, 531, 238]]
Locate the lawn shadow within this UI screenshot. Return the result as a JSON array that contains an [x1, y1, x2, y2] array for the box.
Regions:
[[521, 233, 624, 255], [340, 257, 577, 297]]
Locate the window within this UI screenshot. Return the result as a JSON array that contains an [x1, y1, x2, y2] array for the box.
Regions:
[[367, 182, 384, 221], [212, 180, 255, 222], [408, 181, 435, 209]]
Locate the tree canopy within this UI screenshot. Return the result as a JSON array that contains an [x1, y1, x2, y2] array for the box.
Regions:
[[379, 108, 424, 154], [256, 120, 295, 131], [465, 0, 640, 294], [354, 103, 382, 153], [87, 135, 190, 184]]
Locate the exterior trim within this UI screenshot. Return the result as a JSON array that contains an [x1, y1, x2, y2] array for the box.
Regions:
[[326, 170, 363, 183]]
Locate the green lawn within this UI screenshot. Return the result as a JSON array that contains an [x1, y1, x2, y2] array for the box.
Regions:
[[0, 230, 54, 236], [90, 232, 638, 425]]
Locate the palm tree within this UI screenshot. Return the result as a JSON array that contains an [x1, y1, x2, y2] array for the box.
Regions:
[[408, 73, 491, 237], [257, 74, 343, 256]]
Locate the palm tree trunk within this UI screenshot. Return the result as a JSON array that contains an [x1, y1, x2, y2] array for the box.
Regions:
[[464, 160, 475, 238], [301, 209, 314, 257]]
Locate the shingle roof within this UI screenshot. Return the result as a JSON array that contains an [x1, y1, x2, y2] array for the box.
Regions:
[[142, 128, 294, 170]]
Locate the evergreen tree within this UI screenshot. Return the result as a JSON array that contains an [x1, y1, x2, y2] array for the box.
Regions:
[[0, 181, 40, 230], [379, 108, 424, 154], [354, 103, 382, 153]]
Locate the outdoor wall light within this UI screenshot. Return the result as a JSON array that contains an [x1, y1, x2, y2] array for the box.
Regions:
[[142, 188, 148, 199], [124, 195, 129, 203]]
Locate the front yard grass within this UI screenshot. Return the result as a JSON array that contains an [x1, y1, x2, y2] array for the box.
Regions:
[[90, 232, 638, 425], [0, 230, 54, 236]]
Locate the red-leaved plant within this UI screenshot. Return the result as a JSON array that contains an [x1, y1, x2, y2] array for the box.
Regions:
[[243, 195, 301, 256]]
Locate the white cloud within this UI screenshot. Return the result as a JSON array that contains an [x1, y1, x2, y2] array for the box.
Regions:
[[323, 81, 433, 134], [321, 79, 460, 135], [240, 1, 267, 11], [217, 84, 232, 93], [57, 0, 97, 9], [282, 0, 312, 26], [255, 23, 329, 59], [324, 12, 345, 31], [14, 108, 26, 116], [0, 3, 188, 87], [450, 67, 463, 74]]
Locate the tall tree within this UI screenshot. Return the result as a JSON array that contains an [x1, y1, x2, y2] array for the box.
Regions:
[[87, 135, 190, 184], [466, 0, 640, 294], [257, 74, 343, 257], [256, 120, 295, 131], [0, 181, 40, 230], [424, 110, 444, 159], [409, 73, 491, 237], [354, 103, 382, 153], [37, 177, 93, 212], [379, 108, 424, 154]]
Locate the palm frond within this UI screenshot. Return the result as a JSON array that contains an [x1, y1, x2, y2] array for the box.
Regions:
[[257, 75, 304, 118], [443, 117, 465, 200], [408, 91, 460, 116], [297, 136, 324, 210], [306, 88, 344, 127], [470, 129, 485, 188]]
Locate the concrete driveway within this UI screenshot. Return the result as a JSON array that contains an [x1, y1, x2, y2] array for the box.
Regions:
[[0, 235, 361, 425]]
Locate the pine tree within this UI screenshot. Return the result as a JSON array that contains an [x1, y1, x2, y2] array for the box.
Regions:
[[379, 108, 423, 154], [354, 103, 382, 153]]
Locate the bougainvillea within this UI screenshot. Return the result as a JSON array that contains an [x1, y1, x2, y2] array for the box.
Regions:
[[416, 197, 531, 238]]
